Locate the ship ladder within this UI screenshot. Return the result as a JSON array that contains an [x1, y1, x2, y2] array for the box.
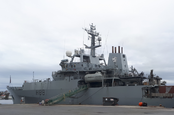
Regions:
[[45, 85, 88, 105]]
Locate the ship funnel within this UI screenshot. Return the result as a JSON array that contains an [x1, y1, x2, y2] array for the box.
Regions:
[[112, 46, 123, 53], [121, 47, 123, 53], [118, 46, 120, 53]]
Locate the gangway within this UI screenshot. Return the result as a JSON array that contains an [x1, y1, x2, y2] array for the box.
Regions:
[[45, 85, 88, 105]]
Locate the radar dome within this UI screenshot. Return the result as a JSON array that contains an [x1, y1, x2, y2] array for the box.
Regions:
[[98, 37, 101, 41], [66, 51, 72, 57]]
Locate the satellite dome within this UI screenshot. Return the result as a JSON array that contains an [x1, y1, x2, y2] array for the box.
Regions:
[[98, 37, 101, 41], [66, 51, 72, 57]]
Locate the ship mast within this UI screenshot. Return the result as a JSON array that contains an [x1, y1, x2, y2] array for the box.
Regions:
[[84, 23, 101, 57]]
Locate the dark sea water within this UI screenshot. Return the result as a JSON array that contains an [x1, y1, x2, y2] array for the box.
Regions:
[[0, 100, 13, 104]]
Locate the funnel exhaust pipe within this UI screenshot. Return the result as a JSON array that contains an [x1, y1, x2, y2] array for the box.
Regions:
[[121, 47, 123, 53], [118, 46, 120, 53]]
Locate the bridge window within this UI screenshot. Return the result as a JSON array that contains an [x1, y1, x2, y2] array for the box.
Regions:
[[83, 56, 90, 63]]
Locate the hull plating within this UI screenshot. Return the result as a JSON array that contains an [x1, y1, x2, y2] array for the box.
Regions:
[[8, 85, 144, 105]]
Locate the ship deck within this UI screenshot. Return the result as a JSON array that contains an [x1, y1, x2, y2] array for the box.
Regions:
[[0, 104, 174, 115]]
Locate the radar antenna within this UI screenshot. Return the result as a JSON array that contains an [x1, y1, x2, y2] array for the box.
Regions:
[[84, 23, 102, 57]]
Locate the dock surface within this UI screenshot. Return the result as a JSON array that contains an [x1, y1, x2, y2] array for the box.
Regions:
[[0, 104, 174, 115]]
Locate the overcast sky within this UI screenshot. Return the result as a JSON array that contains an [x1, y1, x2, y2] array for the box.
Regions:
[[0, 0, 174, 91]]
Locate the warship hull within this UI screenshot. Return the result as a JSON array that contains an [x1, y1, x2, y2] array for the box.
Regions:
[[7, 83, 174, 108], [7, 79, 174, 108], [7, 80, 144, 105]]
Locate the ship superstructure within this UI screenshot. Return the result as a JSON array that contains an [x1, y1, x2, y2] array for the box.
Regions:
[[7, 24, 174, 108], [51, 23, 146, 88]]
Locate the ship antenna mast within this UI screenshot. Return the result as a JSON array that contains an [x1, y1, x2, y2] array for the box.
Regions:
[[84, 23, 101, 57]]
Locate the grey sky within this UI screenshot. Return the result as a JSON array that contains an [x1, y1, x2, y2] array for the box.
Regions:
[[0, 0, 174, 90]]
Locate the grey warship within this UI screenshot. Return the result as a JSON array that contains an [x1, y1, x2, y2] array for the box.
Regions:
[[7, 24, 174, 107]]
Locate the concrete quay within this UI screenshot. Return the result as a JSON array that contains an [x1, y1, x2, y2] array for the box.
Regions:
[[0, 104, 174, 115]]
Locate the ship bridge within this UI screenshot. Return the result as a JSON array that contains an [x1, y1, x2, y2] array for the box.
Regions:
[[59, 23, 106, 72]]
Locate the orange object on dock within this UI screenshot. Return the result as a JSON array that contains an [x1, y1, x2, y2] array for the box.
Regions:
[[139, 102, 143, 106]]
